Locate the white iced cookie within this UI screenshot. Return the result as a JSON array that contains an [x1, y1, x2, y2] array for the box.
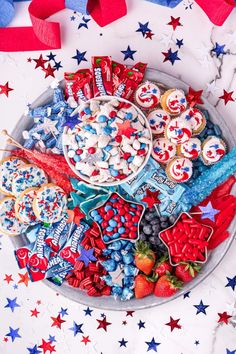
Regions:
[[0, 156, 27, 196], [0, 197, 27, 235]]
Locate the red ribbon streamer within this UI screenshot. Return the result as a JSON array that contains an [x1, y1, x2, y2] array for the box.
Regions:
[[195, 0, 235, 26], [0, 0, 127, 52]]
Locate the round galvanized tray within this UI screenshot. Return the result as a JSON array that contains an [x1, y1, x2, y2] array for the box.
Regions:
[[6, 68, 236, 310]]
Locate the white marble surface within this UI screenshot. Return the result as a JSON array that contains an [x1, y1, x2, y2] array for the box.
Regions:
[[0, 1, 236, 353]]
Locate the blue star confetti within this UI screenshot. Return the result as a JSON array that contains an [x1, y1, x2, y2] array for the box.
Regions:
[[48, 335, 56, 343], [226, 349, 236, 354], [119, 338, 128, 347], [69, 321, 84, 336], [53, 61, 63, 71], [194, 300, 209, 315], [47, 52, 56, 61], [78, 16, 91, 30], [121, 46, 137, 61], [6, 327, 21, 342], [195, 340, 200, 346], [145, 337, 161, 352], [199, 202, 220, 222], [77, 247, 97, 267], [212, 43, 226, 58], [63, 114, 82, 129], [27, 344, 42, 354], [59, 308, 68, 317], [162, 49, 181, 65], [225, 276, 236, 291], [4, 297, 20, 312], [136, 22, 151, 37], [84, 307, 93, 316], [183, 291, 191, 299], [176, 38, 184, 48], [138, 320, 145, 329], [72, 50, 87, 65]]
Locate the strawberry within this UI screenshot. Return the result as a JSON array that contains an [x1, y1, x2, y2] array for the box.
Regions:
[[154, 275, 183, 297], [134, 240, 156, 275], [175, 262, 201, 283], [134, 274, 157, 299], [154, 254, 173, 277]]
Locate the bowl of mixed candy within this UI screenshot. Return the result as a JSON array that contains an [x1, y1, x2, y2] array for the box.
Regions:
[[0, 56, 235, 310]]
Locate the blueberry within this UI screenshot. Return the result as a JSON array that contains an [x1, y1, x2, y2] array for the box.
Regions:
[[139, 233, 146, 241], [152, 224, 160, 233], [169, 215, 177, 224], [150, 219, 160, 225], [160, 222, 169, 229], [160, 216, 168, 222], [145, 213, 155, 221], [143, 225, 153, 235]]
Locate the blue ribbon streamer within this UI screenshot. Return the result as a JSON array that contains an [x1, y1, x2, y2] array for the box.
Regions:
[[65, 0, 88, 14], [145, 0, 183, 8]]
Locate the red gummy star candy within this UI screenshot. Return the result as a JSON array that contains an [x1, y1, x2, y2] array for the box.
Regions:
[[116, 120, 137, 138], [141, 190, 161, 208], [186, 87, 203, 107]]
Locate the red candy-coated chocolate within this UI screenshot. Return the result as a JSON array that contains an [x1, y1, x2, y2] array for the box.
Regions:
[[91, 56, 112, 97]]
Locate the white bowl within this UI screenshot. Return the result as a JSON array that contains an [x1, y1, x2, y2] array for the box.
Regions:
[[62, 96, 153, 187]]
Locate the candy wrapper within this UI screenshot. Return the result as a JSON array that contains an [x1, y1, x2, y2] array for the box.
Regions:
[[64, 69, 93, 106], [91, 56, 112, 97]]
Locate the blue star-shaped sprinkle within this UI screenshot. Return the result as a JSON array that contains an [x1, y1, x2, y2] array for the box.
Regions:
[[176, 38, 184, 48], [138, 320, 145, 329], [13, 284, 18, 290], [119, 338, 128, 347], [70, 15, 76, 21], [63, 114, 81, 129], [212, 43, 226, 57], [225, 276, 236, 291], [72, 50, 87, 65], [84, 307, 93, 316], [59, 307, 68, 317], [4, 297, 20, 312], [121, 46, 137, 61], [6, 327, 21, 342], [48, 335, 56, 343], [162, 49, 181, 65], [69, 321, 84, 336], [27, 344, 42, 354], [53, 61, 63, 71], [77, 247, 97, 267], [136, 22, 151, 37], [145, 338, 161, 352], [226, 349, 236, 354], [47, 52, 56, 61], [195, 340, 200, 346], [183, 291, 191, 299], [199, 201, 220, 222], [78, 16, 91, 29], [194, 300, 209, 315]]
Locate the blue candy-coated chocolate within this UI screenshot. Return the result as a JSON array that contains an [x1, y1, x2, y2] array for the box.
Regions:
[[104, 145, 112, 152], [98, 115, 107, 123], [127, 156, 134, 163], [103, 126, 112, 135], [103, 235, 110, 242], [110, 198, 118, 203], [121, 216, 125, 223], [105, 205, 112, 212], [110, 169, 119, 177], [84, 107, 91, 115], [125, 112, 133, 120], [90, 210, 98, 217], [73, 155, 81, 162], [106, 226, 113, 232], [109, 219, 117, 227], [118, 227, 125, 234], [113, 232, 120, 238]]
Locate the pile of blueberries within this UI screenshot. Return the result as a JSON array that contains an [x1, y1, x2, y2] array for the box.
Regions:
[[139, 207, 177, 256]]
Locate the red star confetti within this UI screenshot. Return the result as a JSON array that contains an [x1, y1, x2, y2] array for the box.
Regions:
[[218, 311, 232, 324], [18, 272, 30, 287], [0, 82, 13, 97], [141, 190, 161, 208], [42, 63, 56, 78], [27, 58, 32, 62], [145, 31, 154, 39], [126, 311, 135, 317], [33, 54, 48, 69], [4, 274, 13, 284], [165, 317, 182, 331], [96, 316, 111, 331], [116, 120, 137, 138], [51, 314, 65, 329], [39, 339, 56, 354], [3, 337, 8, 342], [31, 308, 40, 318], [122, 321, 127, 325], [81, 335, 91, 345], [219, 89, 235, 105], [36, 300, 42, 305], [167, 16, 182, 31], [186, 87, 203, 107]]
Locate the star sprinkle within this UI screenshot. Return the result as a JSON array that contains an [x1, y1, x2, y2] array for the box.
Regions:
[[218, 311, 232, 324], [77, 247, 97, 266], [145, 337, 161, 352], [226, 349, 236, 354], [194, 300, 209, 315], [39, 339, 55, 354], [96, 316, 111, 331], [63, 113, 81, 129], [165, 317, 181, 331], [126, 311, 134, 317], [186, 87, 203, 107], [167, 16, 182, 31], [219, 90, 235, 105], [51, 314, 65, 329], [162, 49, 180, 65], [48, 335, 56, 343], [116, 120, 137, 138], [145, 31, 154, 39], [53, 61, 63, 71], [141, 189, 161, 208], [30, 308, 40, 317], [183, 291, 191, 298], [176, 38, 184, 48], [78, 16, 91, 30], [195, 340, 200, 346], [59, 307, 68, 317], [69, 321, 84, 336], [84, 307, 93, 316], [121, 46, 137, 61], [119, 338, 128, 347], [225, 276, 236, 291], [4, 274, 13, 283], [27, 344, 42, 354], [6, 327, 21, 342], [138, 320, 145, 329], [81, 335, 91, 345], [136, 22, 151, 37], [33, 54, 48, 69], [42, 64, 56, 78], [18, 272, 30, 287], [72, 50, 87, 65], [4, 297, 20, 312], [47, 52, 56, 61], [199, 202, 220, 222], [212, 43, 226, 57], [0, 82, 13, 97]]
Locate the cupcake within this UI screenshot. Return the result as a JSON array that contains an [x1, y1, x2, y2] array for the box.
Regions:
[[180, 108, 206, 135], [151, 138, 176, 164], [147, 109, 171, 135], [166, 157, 193, 183], [160, 89, 187, 115], [134, 81, 161, 110], [177, 138, 201, 159], [165, 118, 192, 145], [201, 136, 226, 165]]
